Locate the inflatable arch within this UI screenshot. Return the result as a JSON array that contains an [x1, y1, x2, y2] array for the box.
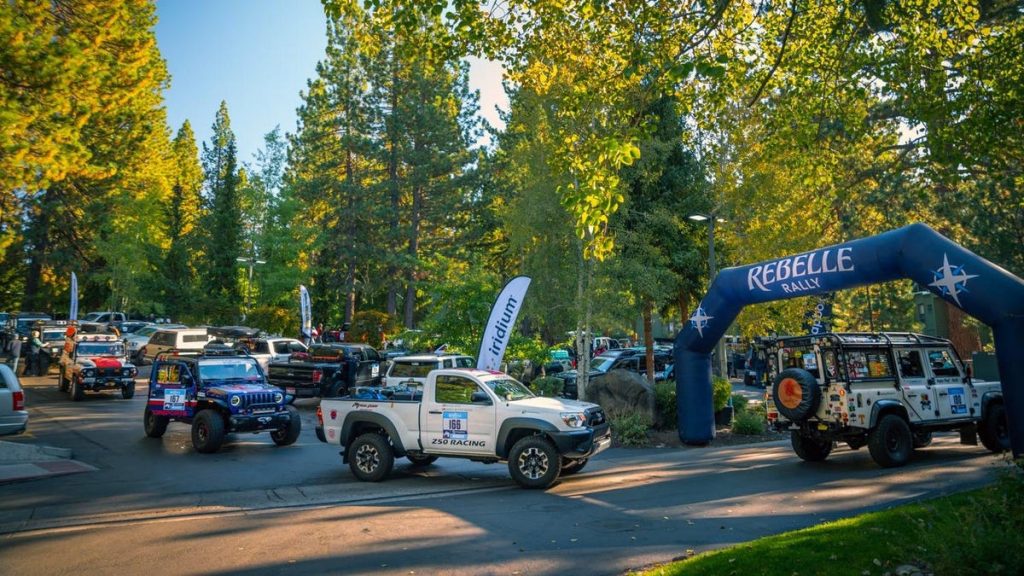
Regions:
[[674, 223, 1024, 457]]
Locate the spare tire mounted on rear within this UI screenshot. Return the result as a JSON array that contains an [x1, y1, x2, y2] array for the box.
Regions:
[[773, 368, 820, 421]]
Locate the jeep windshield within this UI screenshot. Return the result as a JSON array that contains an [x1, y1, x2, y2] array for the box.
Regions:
[[484, 378, 534, 401], [77, 342, 125, 357], [198, 359, 262, 381]]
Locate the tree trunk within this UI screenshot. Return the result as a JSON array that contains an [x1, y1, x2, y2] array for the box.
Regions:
[[404, 178, 421, 329], [385, 56, 400, 317], [643, 299, 656, 421], [24, 190, 52, 311]]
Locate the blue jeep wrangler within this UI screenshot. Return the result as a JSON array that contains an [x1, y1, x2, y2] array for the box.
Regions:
[[143, 349, 301, 453]]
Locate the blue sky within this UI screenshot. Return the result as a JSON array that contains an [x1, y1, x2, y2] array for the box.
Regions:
[[155, 1, 507, 165]]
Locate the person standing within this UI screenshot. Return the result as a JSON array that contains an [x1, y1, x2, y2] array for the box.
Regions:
[[7, 337, 21, 374], [24, 331, 43, 377]]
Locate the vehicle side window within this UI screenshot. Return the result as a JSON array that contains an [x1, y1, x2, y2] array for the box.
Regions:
[[254, 342, 270, 354], [823, 351, 838, 380], [455, 357, 475, 368], [434, 375, 480, 404], [0, 365, 12, 389], [926, 349, 960, 377], [364, 348, 380, 361], [897, 350, 925, 378], [155, 363, 182, 385], [846, 349, 893, 379]]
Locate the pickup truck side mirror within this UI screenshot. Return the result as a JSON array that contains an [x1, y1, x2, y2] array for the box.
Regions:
[[926, 376, 936, 387], [471, 391, 491, 405]]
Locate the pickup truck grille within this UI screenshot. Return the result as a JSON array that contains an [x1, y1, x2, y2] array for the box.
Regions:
[[586, 408, 606, 426], [100, 367, 120, 377], [243, 392, 278, 411]]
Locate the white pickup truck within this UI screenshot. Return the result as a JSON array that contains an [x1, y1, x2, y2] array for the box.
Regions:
[[316, 368, 611, 489]]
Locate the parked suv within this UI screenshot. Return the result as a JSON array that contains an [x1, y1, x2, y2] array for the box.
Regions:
[[384, 354, 475, 388], [765, 332, 1008, 468], [143, 350, 300, 453], [141, 328, 210, 363]]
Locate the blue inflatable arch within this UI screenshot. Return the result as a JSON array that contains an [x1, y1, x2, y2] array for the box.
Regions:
[[674, 223, 1024, 457]]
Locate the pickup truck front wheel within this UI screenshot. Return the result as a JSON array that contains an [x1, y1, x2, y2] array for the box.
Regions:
[[509, 436, 561, 489], [349, 433, 394, 482]]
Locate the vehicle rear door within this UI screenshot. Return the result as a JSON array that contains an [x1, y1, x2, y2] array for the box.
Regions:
[[894, 348, 934, 422], [150, 361, 194, 418], [423, 374, 495, 456], [924, 348, 970, 420]]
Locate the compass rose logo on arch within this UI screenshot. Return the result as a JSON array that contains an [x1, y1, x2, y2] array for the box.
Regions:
[[689, 305, 713, 338], [928, 253, 979, 307]]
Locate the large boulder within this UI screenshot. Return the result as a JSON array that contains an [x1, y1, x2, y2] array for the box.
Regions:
[[583, 370, 655, 423]]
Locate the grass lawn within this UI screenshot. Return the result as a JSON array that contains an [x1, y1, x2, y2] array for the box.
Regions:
[[638, 465, 1023, 576]]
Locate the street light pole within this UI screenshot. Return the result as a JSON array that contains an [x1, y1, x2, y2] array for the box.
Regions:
[[689, 213, 729, 379], [236, 256, 266, 322]]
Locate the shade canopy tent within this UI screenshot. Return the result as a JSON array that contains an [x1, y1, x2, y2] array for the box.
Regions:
[[674, 223, 1024, 457]]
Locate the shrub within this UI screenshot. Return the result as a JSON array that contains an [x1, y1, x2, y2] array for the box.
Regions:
[[610, 410, 651, 447], [712, 376, 732, 411], [654, 381, 677, 430], [732, 410, 766, 435], [731, 393, 749, 414], [530, 376, 564, 397]]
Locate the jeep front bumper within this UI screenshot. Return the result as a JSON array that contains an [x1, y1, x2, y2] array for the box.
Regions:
[[80, 376, 134, 390], [228, 411, 292, 433]]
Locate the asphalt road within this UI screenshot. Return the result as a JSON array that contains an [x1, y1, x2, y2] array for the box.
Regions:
[[0, 372, 1008, 575]]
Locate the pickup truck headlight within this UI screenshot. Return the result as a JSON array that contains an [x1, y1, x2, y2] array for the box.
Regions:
[[121, 368, 132, 377], [274, 392, 284, 404], [560, 412, 587, 428], [230, 395, 242, 407], [83, 369, 95, 378]]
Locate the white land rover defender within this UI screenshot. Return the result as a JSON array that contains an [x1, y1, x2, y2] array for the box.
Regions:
[[317, 368, 611, 489], [765, 332, 1009, 468]]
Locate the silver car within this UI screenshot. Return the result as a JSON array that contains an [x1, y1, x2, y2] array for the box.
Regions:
[[0, 364, 28, 436]]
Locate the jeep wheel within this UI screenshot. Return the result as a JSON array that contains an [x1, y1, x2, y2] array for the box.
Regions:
[[560, 457, 588, 476], [407, 453, 439, 466], [772, 368, 821, 422], [348, 433, 394, 482], [271, 406, 302, 446], [71, 376, 84, 401], [791, 432, 832, 462], [868, 414, 913, 468], [121, 382, 135, 400], [144, 408, 169, 438], [509, 436, 561, 489], [978, 403, 1010, 453], [191, 409, 226, 453], [912, 431, 933, 449]]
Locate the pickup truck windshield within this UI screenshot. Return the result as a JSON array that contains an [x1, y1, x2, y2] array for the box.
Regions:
[[198, 359, 262, 381], [485, 378, 533, 401]]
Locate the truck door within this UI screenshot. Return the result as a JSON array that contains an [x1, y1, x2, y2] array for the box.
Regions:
[[925, 348, 970, 420], [423, 374, 495, 456], [895, 349, 933, 422]]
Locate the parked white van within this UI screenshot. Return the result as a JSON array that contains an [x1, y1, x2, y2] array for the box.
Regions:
[[384, 354, 475, 389], [141, 328, 211, 363]]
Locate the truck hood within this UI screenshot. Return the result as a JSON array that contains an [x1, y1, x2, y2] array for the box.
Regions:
[[205, 382, 277, 394], [512, 396, 600, 412], [78, 356, 131, 369]]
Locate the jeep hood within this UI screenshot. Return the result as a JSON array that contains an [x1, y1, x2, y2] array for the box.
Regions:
[[512, 396, 600, 412], [206, 382, 277, 394]]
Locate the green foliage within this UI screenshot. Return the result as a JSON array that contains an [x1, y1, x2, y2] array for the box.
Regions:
[[348, 311, 398, 347], [246, 306, 298, 337], [712, 376, 732, 412], [609, 410, 651, 448], [530, 377, 564, 398], [731, 410, 765, 436], [642, 469, 1024, 576], [654, 381, 677, 431], [731, 393, 749, 414]]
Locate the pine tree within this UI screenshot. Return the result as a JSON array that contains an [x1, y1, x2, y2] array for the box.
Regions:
[[199, 102, 242, 322], [165, 121, 203, 320]]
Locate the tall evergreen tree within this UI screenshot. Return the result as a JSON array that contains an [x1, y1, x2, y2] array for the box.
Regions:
[[199, 102, 243, 322], [165, 121, 203, 320]]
